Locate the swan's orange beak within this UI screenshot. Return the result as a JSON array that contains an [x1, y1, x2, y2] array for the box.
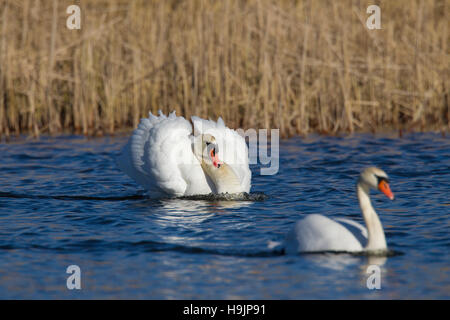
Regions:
[[378, 180, 394, 200], [210, 147, 221, 168]]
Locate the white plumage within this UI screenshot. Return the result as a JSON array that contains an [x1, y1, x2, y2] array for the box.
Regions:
[[284, 214, 367, 254], [116, 111, 251, 197], [282, 167, 394, 254]]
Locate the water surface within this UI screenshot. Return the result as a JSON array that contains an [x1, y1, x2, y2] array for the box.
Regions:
[[0, 132, 449, 299]]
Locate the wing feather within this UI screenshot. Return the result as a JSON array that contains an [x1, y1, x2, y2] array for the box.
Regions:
[[116, 111, 210, 196]]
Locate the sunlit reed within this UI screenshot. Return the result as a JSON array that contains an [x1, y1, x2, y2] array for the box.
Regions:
[[0, 0, 448, 138]]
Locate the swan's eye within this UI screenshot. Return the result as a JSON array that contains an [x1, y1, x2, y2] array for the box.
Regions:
[[205, 141, 211, 146], [375, 175, 389, 184]]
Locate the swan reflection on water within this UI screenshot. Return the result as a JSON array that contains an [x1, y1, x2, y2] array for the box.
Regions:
[[132, 196, 254, 247], [301, 252, 388, 271], [155, 197, 254, 224]]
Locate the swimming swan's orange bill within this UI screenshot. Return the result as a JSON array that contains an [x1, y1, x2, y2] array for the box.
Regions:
[[378, 180, 394, 200]]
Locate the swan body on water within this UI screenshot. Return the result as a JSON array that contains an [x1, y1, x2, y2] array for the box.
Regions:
[[116, 111, 251, 197], [284, 167, 394, 254]]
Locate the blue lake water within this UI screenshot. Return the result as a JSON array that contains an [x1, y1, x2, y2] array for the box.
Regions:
[[0, 132, 449, 299]]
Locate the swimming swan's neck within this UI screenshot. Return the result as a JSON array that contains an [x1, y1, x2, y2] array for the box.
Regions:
[[202, 162, 242, 194], [357, 182, 387, 252]]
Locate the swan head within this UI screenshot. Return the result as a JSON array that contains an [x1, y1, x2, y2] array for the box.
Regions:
[[193, 134, 222, 168], [359, 167, 394, 200]]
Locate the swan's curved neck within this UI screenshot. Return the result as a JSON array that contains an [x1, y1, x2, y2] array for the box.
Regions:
[[201, 162, 242, 194], [357, 182, 387, 251]]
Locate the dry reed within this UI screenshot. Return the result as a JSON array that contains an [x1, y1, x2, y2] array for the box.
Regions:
[[0, 0, 448, 138]]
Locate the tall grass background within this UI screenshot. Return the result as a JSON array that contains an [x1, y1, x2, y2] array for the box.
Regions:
[[0, 0, 448, 138]]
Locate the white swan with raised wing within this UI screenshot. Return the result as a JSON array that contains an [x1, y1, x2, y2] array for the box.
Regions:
[[116, 111, 251, 197]]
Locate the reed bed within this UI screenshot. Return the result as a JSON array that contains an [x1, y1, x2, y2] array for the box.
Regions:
[[0, 0, 448, 138]]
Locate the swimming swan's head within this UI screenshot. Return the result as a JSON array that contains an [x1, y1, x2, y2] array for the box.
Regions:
[[359, 167, 394, 200]]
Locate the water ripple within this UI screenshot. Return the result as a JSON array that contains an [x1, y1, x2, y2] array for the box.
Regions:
[[0, 133, 448, 299]]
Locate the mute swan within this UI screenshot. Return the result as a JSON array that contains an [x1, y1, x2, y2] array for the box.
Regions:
[[116, 111, 251, 197], [284, 167, 394, 254]]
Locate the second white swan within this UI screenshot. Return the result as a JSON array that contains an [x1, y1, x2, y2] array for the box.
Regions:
[[284, 167, 394, 254]]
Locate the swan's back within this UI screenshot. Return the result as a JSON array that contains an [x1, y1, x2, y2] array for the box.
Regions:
[[284, 214, 366, 254]]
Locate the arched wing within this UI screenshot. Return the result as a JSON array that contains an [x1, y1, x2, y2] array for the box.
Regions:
[[116, 111, 211, 197]]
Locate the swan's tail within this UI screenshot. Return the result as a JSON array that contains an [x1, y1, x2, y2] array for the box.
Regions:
[[116, 114, 156, 192]]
